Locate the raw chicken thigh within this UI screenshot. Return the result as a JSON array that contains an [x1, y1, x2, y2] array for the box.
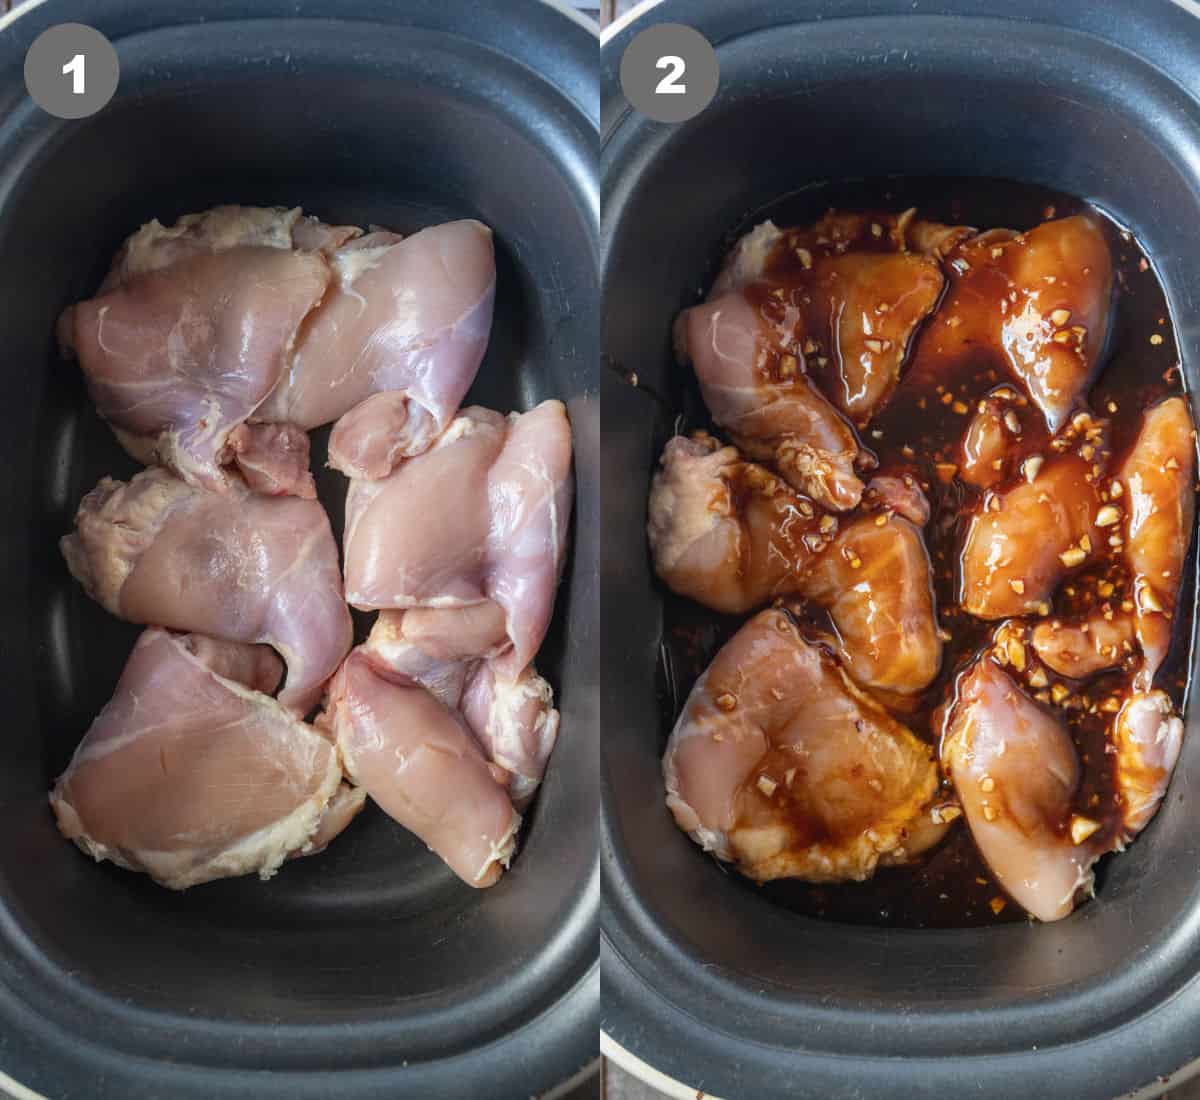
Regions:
[[663, 609, 944, 882], [60, 209, 329, 496], [674, 212, 945, 510], [912, 215, 1113, 432], [61, 467, 352, 714], [260, 220, 497, 478], [343, 400, 573, 677], [50, 629, 344, 890], [658, 194, 1193, 925], [363, 610, 559, 807], [939, 657, 1098, 922], [322, 651, 519, 888], [60, 207, 497, 492], [648, 434, 942, 694], [959, 413, 1110, 620], [1119, 396, 1196, 688]]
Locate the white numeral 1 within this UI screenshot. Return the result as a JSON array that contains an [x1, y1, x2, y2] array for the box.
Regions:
[[655, 55, 686, 95], [62, 53, 85, 95]]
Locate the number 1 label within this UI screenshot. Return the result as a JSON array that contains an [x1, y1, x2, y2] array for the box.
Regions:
[[62, 53, 85, 95]]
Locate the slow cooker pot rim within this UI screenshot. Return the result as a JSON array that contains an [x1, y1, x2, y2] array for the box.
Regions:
[[601, 2, 1200, 1098]]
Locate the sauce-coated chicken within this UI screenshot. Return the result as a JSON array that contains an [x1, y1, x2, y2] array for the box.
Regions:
[[939, 657, 1098, 922], [1120, 397, 1196, 689], [674, 213, 945, 509], [50, 629, 345, 890], [959, 415, 1110, 620], [649, 435, 942, 694], [61, 467, 352, 714], [912, 216, 1113, 432], [663, 609, 944, 883]]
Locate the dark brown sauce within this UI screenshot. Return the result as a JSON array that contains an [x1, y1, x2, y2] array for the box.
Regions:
[[656, 177, 1194, 928]]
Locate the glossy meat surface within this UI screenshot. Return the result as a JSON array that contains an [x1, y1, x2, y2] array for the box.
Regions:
[[61, 467, 352, 714], [940, 658, 1096, 922], [663, 609, 941, 883], [263, 220, 496, 473], [675, 213, 947, 511], [1119, 397, 1196, 689], [913, 216, 1113, 431], [323, 651, 519, 888], [50, 629, 343, 890], [343, 400, 573, 677]]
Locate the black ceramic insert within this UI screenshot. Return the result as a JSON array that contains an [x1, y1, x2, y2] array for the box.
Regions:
[[0, 2, 598, 1098], [601, 2, 1200, 1098]]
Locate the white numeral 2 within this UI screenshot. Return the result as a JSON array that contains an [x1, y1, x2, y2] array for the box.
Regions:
[[62, 53, 85, 95], [655, 55, 686, 95]]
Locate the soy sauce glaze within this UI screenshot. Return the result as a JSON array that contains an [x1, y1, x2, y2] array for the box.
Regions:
[[656, 178, 1193, 928]]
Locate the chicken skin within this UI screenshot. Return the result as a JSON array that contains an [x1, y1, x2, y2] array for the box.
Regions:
[[663, 609, 944, 883], [61, 467, 352, 714], [50, 629, 344, 890]]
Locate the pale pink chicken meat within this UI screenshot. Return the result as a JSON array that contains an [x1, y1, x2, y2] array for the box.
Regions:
[[260, 220, 496, 478], [674, 213, 946, 510], [939, 658, 1098, 922], [49, 629, 344, 890], [61, 467, 352, 714], [61, 225, 327, 496], [322, 650, 519, 888], [797, 511, 943, 695], [343, 400, 573, 679], [363, 608, 559, 807], [1113, 690, 1184, 839], [913, 216, 1113, 432], [663, 609, 944, 882]]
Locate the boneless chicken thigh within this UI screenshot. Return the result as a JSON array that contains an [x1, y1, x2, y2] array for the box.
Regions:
[[60, 211, 329, 495], [363, 609, 560, 807], [648, 434, 942, 694], [674, 212, 946, 510], [263, 220, 497, 478], [60, 207, 497, 492], [50, 629, 344, 890], [1119, 397, 1196, 688], [343, 400, 573, 676], [939, 658, 1097, 922], [663, 609, 944, 882], [322, 650, 519, 888], [61, 467, 352, 714]]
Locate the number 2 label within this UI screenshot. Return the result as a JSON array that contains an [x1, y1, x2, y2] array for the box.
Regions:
[[655, 55, 686, 95], [62, 53, 85, 95]]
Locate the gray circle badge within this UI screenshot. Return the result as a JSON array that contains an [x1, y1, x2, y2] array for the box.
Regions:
[[619, 23, 719, 124], [25, 23, 119, 120]]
